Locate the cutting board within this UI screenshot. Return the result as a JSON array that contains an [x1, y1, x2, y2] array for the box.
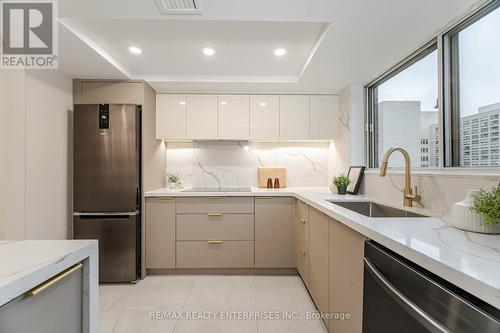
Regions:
[[258, 167, 286, 188]]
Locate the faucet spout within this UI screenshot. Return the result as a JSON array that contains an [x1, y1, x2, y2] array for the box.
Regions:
[[379, 147, 421, 207]]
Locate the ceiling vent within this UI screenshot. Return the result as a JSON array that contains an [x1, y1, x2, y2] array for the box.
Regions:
[[154, 0, 203, 15]]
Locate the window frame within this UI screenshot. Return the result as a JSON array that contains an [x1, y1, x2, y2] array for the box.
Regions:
[[365, 0, 500, 171], [442, 0, 500, 168], [366, 41, 438, 169]]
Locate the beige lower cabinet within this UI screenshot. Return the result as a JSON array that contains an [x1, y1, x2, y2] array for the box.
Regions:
[[177, 241, 254, 268], [145, 197, 176, 269], [328, 218, 366, 333], [255, 197, 292, 268], [308, 208, 329, 322], [295, 200, 309, 286]]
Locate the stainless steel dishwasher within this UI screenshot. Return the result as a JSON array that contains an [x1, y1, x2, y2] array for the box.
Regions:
[[363, 241, 500, 333]]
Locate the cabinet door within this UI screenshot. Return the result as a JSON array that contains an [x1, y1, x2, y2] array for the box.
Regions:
[[156, 94, 186, 140], [0, 264, 82, 333], [218, 95, 250, 139], [79, 82, 143, 104], [295, 200, 309, 286], [146, 197, 176, 269], [279, 95, 309, 140], [186, 95, 218, 139], [329, 219, 366, 333], [255, 197, 292, 268], [250, 95, 279, 140], [309, 208, 329, 317], [310, 95, 339, 140]]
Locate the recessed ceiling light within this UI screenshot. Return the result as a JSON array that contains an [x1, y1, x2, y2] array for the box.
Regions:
[[259, 102, 267, 107], [203, 47, 215, 56], [274, 48, 286, 57], [220, 101, 227, 105], [179, 101, 186, 106], [129, 46, 142, 55]]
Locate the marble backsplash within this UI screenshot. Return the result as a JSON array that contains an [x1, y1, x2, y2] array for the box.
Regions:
[[363, 172, 500, 217], [165, 141, 334, 188]]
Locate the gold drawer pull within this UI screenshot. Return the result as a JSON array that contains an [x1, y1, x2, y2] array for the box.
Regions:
[[208, 213, 223, 216], [207, 240, 224, 244], [207, 196, 224, 199], [298, 217, 306, 224], [298, 247, 306, 256], [26, 263, 83, 297], [256, 197, 273, 199]]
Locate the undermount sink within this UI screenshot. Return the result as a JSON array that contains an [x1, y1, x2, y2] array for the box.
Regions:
[[326, 200, 429, 218]]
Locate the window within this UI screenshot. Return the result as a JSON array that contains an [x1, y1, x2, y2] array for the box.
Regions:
[[367, 0, 500, 170], [367, 45, 438, 168], [444, 1, 500, 167]]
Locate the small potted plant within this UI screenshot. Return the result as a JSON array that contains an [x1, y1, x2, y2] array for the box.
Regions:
[[333, 174, 350, 195], [470, 187, 500, 233], [167, 173, 179, 189], [450, 187, 500, 234]]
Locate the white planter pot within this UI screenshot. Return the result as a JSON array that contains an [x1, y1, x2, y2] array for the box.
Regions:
[[168, 182, 176, 189], [449, 189, 500, 234]]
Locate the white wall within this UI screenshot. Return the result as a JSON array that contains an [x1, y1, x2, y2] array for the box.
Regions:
[[0, 69, 73, 240]]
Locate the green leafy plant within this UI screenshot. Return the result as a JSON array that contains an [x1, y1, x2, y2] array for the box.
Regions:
[[167, 173, 179, 183], [333, 174, 351, 188], [471, 187, 500, 225]]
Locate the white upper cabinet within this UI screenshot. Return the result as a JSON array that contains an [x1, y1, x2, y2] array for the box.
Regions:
[[186, 95, 218, 140], [250, 95, 279, 140], [279, 95, 310, 140], [156, 94, 186, 140], [310, 95, 339, 140], [156, 93, 338, 141], [218, 95, 250, 140]]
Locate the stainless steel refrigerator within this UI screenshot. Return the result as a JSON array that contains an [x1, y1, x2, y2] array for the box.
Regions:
[[73, 104, 141, 283]]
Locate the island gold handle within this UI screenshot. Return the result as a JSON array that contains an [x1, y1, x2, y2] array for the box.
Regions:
[[207, 240, 224, 244], [207, 213, 223, 216], [298, 217, 306, 224], [26, 263, 83, 297]]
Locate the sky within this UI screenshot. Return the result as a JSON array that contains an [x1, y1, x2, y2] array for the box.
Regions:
[[377, 6, 500, 117]]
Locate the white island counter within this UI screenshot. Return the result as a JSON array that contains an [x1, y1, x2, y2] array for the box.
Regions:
[[0, 240, 98, 333]]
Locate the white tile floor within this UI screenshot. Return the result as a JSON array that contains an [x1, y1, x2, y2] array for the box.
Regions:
[[100, 275, 328, 333]]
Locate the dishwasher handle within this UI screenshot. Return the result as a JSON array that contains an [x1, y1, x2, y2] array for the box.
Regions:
[[364, 258, 448, 333]]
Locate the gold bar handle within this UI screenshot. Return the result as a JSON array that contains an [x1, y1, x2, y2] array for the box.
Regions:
[[256, 197, 273, 199], [298, 217, 306, 224], [298, 247, 306, 256], [207, 196, 224, 199], [208, 213, 223, 216], [207, 240, 224, 244], [26, 263, 83, 297]]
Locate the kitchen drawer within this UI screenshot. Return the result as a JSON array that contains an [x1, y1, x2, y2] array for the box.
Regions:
[[296, 199, 309, 223], [176, 241, 254, 268], [176, 197, 254, 214], [177, 214, 254, 241]]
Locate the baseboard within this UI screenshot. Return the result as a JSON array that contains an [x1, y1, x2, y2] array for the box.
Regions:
[[146, 267, 299, 276]]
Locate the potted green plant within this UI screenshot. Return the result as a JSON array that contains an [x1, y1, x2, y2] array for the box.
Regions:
[[167, 173, 179, 189], [450, 187, 500, 234], [333, 174, 350, 195]]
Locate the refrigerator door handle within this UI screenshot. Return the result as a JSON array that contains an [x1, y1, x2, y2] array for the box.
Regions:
[[73, 211, 139, 216]]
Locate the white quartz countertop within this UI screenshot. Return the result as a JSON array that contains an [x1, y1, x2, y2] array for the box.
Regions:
[[146, 187, 500, 310], [0, 240, 98, 307]]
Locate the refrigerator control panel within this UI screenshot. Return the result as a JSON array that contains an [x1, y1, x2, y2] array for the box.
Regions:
[[99, 104, 110, 129]]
